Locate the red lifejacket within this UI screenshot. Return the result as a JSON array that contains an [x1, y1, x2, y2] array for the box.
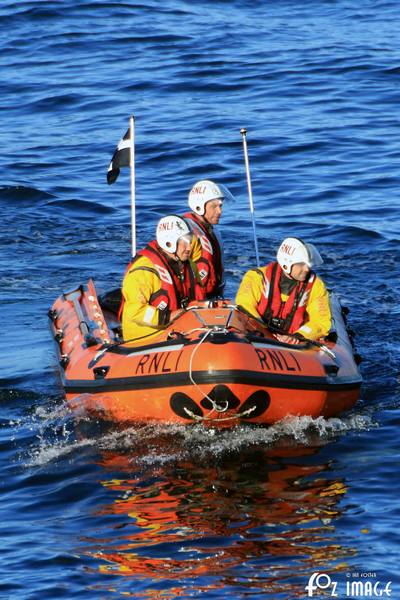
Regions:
[[119, 240, 204, 323], [255, 262, 316, 334], [184, 212, 224, 298]]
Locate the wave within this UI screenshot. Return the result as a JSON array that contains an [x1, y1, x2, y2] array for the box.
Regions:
[[26, 93, 84, 112], [0, 187, 116, 221], [23, 404, 374, 469], [0, 386, 43, 404], [47, 198, 116, 215], [0, 185, 55, 204]]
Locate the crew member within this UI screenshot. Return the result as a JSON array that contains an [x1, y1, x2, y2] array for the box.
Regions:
[[121, 215, 203, 341], [235, 237, 331, 343], [184, 179, 231, 298]]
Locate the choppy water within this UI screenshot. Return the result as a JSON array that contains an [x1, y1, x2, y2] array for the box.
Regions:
[[1, 1, 399, 598]]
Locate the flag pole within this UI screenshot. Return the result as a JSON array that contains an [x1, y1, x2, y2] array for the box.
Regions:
[[129, 115, 136, 258], [240, 128, 260, 267]]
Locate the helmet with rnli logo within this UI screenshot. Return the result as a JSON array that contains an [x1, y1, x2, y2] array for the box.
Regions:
[[277, 237, 323, 275], [188, 180, 225, 216], [156, 215, 192, 254]]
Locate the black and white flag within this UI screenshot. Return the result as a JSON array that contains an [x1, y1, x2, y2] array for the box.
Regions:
[[107, 127, 131, 184]]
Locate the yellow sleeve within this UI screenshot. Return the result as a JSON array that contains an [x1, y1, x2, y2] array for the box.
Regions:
[[188, 236, 204, 288], [190, 236, 202, 263], [235, 269, 265, 319], [296, 277, 332, 340], [121, 257, 163, 340]]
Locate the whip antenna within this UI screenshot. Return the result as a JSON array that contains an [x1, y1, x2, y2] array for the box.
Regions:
[[129, 115, 136, 257], [240, 128, 260, 266]]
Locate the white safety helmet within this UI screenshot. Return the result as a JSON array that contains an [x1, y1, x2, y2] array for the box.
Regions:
[[188, 180, 225, 216], [156, 215, 192, 254], [277, 237, 323, 275]]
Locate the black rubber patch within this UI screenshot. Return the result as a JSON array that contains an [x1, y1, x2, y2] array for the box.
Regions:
[[240, 390, 270, 419], [93, 366, 110, 380], [170, 392, 203, 420], [200, 384, 241, 410]]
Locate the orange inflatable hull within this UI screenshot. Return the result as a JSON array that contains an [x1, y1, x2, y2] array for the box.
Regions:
[[49, 280, 361, 427]]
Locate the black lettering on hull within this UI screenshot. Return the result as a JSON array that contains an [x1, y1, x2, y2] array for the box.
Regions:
[[255, 347, 302, 373], [256, 349, 270, 370], [135, 349, 185, 375], [136, 354, 150, 374]]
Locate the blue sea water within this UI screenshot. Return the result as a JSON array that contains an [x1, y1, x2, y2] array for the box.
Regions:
[[1, 0, 399, 598]]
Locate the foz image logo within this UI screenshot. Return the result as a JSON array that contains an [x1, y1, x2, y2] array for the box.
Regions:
[[305, 572, 392, 597], [305, 573, 338, 597]]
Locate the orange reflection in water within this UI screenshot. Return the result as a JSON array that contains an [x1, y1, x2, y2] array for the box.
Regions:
[[81, 439, 355, 597]]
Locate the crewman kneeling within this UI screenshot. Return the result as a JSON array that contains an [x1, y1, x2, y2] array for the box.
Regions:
[[235, 237, 331, 344], [121, 215, 204, 341]]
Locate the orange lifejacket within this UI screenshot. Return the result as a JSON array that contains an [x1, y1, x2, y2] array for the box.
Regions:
[[184, 212, 224, 298], [119, 240, 204, 322], [255, 262, 316, 334]]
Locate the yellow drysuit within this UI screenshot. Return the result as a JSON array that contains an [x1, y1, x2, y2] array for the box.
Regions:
[[235, 266, 331, 340]]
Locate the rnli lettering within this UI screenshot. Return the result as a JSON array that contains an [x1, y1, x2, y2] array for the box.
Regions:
[[281, 243, 295, 256], [136, 354, 150, 374], [255, 349, 302, 372], [135, 350, 184, 375], [158, 221, 174, 231], [192, 185, 206, 195]]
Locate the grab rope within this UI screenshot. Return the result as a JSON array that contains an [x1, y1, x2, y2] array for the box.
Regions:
[[183, 403, 258, 422], [183, 323, 260, 422], [187, 327, 231, 414]]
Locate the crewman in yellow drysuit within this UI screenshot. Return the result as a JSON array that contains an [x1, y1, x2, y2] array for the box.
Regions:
[[121, 215, 204, 341], [235, 237, 331, 344]]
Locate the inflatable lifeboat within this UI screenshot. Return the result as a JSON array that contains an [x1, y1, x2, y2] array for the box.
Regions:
[[48, 280, 362, 427]]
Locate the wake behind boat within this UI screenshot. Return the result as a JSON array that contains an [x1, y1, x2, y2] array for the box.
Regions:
[[48, 280, 361, 426]]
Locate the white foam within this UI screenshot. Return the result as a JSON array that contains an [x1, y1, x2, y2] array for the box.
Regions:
[[22, 402, 375, 468]]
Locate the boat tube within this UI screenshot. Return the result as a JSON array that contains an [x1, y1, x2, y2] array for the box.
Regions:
[[49, 280, 361, 426]]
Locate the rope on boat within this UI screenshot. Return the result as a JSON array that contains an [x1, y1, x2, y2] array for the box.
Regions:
[[183, 404, 258, 422], [184, 321, 261, 422], [187, 328, 231, 414], [182, 307, 258, 419]]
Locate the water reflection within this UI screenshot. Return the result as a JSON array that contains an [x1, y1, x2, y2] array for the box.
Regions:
[[79, 427, 356, 598]]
